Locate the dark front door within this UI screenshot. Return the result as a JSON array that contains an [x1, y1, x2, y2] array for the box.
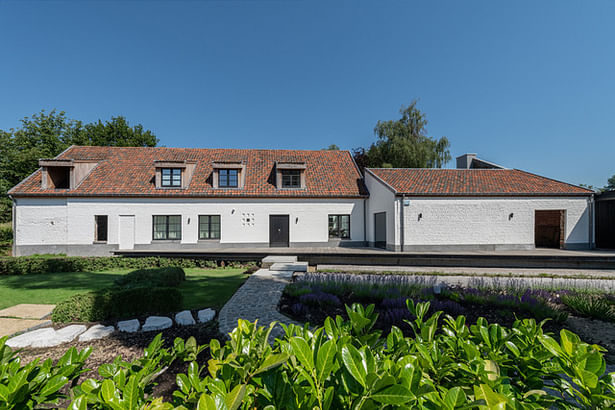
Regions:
[[596, 200, 615, 249], [269, 215, 289, 247], [374, 212, 386, 249]]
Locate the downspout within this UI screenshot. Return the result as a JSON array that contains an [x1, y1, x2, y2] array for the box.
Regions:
[[400, 195, 405, 252], [589, 194, 594, 249], [363, 198, 367, 246]]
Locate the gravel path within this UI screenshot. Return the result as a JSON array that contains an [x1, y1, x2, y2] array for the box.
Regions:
[[218, 268, 300, 339]]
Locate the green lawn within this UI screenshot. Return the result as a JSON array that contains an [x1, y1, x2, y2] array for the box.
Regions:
[[0, 268, 247, 311]]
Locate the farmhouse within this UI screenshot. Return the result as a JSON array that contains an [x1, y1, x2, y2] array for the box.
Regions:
[[8, 147, 594, 256]]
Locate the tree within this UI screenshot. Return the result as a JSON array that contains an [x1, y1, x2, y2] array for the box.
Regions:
[[354, 101, 451, 170], [323, 144, 340, 150], [0, 110, 158, 222], [605, 174, 615, 191]]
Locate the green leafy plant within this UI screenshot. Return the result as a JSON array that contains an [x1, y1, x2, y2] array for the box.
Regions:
[[113, 267, 186, 288], [0, 336, 91, 409]]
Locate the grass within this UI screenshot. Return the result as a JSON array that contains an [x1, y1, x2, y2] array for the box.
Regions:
[[0, 267, 247, 311]]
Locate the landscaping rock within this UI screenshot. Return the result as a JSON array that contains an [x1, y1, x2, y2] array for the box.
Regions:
[[6, 327, 56, 348], [175, 310, 195, 326], [118, 319, 140, 333], [198, 308, 216, 323], [31, 325, 87, 348], [142, 316, 173, 332], [79, 324, 115, 342]]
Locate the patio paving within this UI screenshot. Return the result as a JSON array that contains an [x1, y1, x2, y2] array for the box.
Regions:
[[0, 304, 55, 320], [0, 304, 55, 338]]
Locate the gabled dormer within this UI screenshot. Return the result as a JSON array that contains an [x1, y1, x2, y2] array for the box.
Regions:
[[154, 160, 196, 189], [39, 159, 98, 190], [212, 161, 246, 189], [276, 161, 306, 189]]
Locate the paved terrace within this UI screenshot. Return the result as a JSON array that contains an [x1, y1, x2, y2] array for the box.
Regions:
[[115, 247, 615, 270]]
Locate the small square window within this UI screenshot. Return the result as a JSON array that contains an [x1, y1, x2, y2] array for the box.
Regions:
[[281, 170, 301, 188], [161, 168, 181, 187], [328, 214, 350, 239], [219, 169, 239, 188]]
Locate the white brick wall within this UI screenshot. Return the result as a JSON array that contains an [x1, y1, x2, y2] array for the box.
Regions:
[[364, 171, 397, 246], [401, 196, 591, 248], [14, 197, 365, 247]]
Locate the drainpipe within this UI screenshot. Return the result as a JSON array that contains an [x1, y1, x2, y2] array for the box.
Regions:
[[400, 195, 405, 252], [589, 194, 594, 249], [363, 198, 367, 246]]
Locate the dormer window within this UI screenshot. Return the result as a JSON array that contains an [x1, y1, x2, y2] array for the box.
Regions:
[[154, 160, 195, 189], [39, 158, 99, 190], [212, 161, 245, 189], [281, 170, 301, 188], [161, 168, 182, 187], [276, 162, 306, 189], [219, 169, 239, 188]]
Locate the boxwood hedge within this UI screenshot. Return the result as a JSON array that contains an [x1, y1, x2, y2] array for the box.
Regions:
[[0, 255, 255, 275]]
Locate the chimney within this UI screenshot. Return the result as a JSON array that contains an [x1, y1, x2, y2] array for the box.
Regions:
[[456, 153, 477, 169]]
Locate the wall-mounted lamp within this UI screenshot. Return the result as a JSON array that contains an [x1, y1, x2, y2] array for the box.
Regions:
[[295, 217, 299, 224], [418, 213, 423, 221], [509, 213, 514, 220], [231, 208, 236, 215], [187, 218, 191, 224]]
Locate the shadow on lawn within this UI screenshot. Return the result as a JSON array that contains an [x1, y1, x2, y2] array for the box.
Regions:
[[0, 272, 122, 293]]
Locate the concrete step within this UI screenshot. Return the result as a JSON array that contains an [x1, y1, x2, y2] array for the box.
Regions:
[[262, 255, 298, 268], [270, 262, 308, 272]]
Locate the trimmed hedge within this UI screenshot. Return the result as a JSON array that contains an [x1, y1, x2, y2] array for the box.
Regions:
[[114, 267, 186, 288], [0, 255, 256, 275], [52, 266, 187, 322], [51, 286, 183, 322]]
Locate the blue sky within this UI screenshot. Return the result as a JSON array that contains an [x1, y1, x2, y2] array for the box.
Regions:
[[1, 0, 613, 187]]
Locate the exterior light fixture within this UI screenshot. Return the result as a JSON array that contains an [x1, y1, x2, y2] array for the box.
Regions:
[[509, 213, 514, 220], [418, 213, 423, 221]]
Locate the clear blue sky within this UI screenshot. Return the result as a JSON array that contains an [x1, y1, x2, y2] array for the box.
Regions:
[[1, 0, 613, 187]]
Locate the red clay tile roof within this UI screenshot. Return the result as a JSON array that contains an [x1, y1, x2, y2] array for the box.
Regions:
[[10, 146, 368, 198], [367, 168, 593, 196]]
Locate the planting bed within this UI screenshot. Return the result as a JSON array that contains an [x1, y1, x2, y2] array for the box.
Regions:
[[280, 272, 615, 361]]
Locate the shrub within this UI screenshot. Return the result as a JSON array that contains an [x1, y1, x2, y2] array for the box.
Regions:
[[562, 293, 615, 322], [52, 286, 183, 322], [0, 223, 11, 243], [114, 266, 186, 288], [166, 302, 615, 409], [0, 255, 256, 275]]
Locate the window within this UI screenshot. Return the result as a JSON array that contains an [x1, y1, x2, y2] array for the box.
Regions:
[[219, 169, 238, 188], [94, 215, 108, 242], [153, 215, 182, 240], [328, 215, 350, 239], [281, 170, 301, 188], [161, 168, 182, 187], [48, 167, 71, 189], [199, 215, 220, 239]]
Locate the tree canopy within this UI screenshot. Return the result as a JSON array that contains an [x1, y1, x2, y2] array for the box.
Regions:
[[353, 101, 451, 170], [0, 110, 158, 222], [605, 174, 615, 191]]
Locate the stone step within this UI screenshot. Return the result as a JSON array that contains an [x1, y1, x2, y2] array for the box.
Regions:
[[262, 255, 298, 268], [270, 262, 308, 272]]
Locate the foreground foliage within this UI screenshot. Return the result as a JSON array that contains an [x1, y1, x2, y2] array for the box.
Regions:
[[4, 301, 615, 409]]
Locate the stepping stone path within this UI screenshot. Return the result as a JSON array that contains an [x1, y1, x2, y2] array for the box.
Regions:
[[79, 324, 115, 342], [218, 258, 303, 340], [31, 325, 87, 348], [175, 310, 196, 326], [142, 316, 173, 332], [198, 308, 215, 323], [118, 319, 141, 333]]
